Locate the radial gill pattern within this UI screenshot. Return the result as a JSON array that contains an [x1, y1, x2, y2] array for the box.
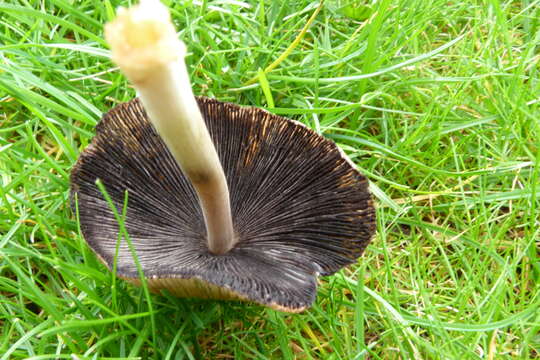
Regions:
[[71, 97, 375, 311]]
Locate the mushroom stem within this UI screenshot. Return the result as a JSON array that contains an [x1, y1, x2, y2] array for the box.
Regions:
[[105, 0, 236, 254]]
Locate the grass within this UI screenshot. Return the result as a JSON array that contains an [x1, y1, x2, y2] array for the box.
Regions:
[[0, 0, 539, 358]]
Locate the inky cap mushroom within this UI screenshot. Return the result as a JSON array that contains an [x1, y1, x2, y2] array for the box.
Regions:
[[71, 0, 376, 312]]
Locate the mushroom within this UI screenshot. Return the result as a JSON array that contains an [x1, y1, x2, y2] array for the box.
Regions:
[[71, 0, 376, 312]]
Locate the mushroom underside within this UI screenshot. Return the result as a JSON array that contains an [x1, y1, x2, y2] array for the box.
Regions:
[[71, 97, 375, 311]]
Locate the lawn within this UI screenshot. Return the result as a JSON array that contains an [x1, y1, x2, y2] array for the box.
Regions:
[[0, 0, 539, 359]]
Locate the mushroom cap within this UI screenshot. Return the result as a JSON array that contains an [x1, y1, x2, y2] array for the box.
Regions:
[[71, 97, 376, 312]]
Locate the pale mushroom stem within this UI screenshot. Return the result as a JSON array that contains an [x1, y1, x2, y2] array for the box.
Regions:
[[105, 0, 235, 254]]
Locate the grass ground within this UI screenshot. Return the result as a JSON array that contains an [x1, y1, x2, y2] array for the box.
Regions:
[[1, 0, 539, 359]]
